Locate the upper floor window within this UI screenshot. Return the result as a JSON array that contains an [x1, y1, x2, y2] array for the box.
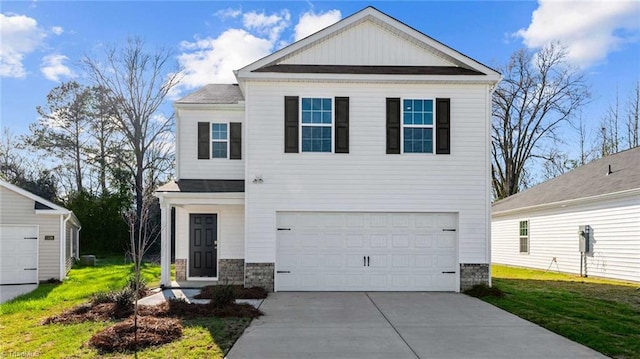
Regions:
[[301, 98, 332, 152], [403, 99, 434, 153], [211, 123, 228, 158], [519, 220, 529, 254]]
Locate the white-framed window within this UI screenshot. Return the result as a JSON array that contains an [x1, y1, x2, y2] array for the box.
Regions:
[[211, 123, 228, 158], [402, 99, 434, 153], [519, 220, 529, 254], [300, 97, 332, 152]]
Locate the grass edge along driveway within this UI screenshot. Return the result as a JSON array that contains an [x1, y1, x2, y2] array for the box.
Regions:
[[484, 264, 640, 359], [0, 258, 250, 358]]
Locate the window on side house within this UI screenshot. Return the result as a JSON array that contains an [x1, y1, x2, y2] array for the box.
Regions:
[[403, 99, 434, 153], [301, 98, 332, 152], [519, 220, 529, 254], [211, 123, 228, 158]]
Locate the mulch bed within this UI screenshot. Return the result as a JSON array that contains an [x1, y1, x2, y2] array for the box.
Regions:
[[43, 299, 262, 325], [88, 316, 182, 353], [194, 285, 268, 300]]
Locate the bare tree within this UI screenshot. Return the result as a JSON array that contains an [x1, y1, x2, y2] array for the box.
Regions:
[[492, 43, 590, 199], [626, 80, 639, 149], [82, 37, 180, 241], [598, 87, 622, 157]]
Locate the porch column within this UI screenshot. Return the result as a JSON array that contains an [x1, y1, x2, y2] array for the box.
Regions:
[[159, 197, 171, 287]]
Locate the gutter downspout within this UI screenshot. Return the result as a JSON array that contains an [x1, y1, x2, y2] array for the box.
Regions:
[[60, 212, 72, 280]]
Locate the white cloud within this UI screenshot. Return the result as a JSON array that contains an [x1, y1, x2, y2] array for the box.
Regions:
[[516, 0, 640, 68], [215, 7, 242, 20], [243, 10, 290, 43], [51, 26, 64, 35], [40, 53, 74, 81], [294, 9, 341, 41], [0, 13, 47, 78], [177, 29, 273, 88]]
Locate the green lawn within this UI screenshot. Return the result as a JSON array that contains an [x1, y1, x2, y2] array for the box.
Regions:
[[483, 265, 640, 359], [0, 258, 250, 358]]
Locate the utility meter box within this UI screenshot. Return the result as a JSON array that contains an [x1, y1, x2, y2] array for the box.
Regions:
[[578, 225, 591, 253]]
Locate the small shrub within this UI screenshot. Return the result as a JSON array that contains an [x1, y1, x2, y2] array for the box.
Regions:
[[92, 291, 116, 305], [209, 284, 237, 308], [126, 275, 149, 298], [114, 288, 135, 309], [464, 284, 505, 298], [195, 285, 268, 300]]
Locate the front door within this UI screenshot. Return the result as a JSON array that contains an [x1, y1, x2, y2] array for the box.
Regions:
[[189, 214, 217, 277]]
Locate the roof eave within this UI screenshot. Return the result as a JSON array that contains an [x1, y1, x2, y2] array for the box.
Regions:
[[492, 188, 640, 217], [238, 72, 501, 84]]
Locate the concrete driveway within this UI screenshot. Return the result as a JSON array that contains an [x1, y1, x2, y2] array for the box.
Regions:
[[0, 284, 37, 304], [226, 292, 607, 359]]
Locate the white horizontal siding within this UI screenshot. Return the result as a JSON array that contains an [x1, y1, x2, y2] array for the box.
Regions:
[[245, 81, 490, 264], [281, 19, 453, 66], [0, 186, 62, 281], [177, 108, 244, 180], [175, 205, 245, 262], [492, 195, 640, 282]]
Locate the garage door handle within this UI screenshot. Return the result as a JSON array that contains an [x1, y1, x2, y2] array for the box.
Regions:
[[277, 228, 291, 231], [24, 268, 37, 271], [367, 256, 370, 267], [277, 270, 290, 274], [24, 237, 38, 239], [442, 271, 455, 274], [442, 229, 456, 232]]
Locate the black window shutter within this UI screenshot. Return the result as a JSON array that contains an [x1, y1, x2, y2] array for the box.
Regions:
[[284, 96, 299, 153], [335, 97, 349, 153], [197, 122, 210, 159], [436, 98, 451, 154], [230, 122, 242, 160], [386, 98, 401, 154]]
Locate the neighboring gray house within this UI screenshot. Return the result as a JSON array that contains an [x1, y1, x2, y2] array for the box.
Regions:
[[0, 180, 81, 284], [156, 7, 501, 292], [492, 147, 640, 282]]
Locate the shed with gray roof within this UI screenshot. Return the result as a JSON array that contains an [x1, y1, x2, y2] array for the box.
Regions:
[[492, 147, 640, 283]]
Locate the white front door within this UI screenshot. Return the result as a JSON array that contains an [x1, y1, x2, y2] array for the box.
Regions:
[[0, 225, 38, 285], [276, 212, 457, 291]]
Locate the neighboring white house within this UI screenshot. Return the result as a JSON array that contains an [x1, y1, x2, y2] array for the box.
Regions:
[[492, 147, 640, 283], [156, 7, 501, 292], [0, 180, 81, 284]]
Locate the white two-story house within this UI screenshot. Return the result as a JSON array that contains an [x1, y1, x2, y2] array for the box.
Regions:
[[156, 7, 501, 292]]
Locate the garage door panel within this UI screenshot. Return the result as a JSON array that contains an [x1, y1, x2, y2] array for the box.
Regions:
[[1, 225, 38, 285], [276, 212, 458, 291]]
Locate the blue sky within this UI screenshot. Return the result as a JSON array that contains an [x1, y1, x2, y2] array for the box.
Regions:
[[1, 0, 639, 156]]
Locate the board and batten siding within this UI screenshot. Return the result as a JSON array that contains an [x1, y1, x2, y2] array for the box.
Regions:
[[0, 186, 61, 281], [176, 107, 244, 180], [174, 204, 245, 263], [280, 19, 453, 67], [244, 81, 491, 264], [492, 194, 640, 282]]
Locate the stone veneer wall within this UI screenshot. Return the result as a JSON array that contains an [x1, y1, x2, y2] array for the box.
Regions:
[[245, 263, 274, 292], [175, 259, 187, 281], [460, 263, 490, 290], [218, 259, 245, 284]]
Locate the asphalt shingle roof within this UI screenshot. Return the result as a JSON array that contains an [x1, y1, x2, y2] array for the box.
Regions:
[[492, 146, 640, 213], [176, 84, 244, 104], [156, 179, 245, 193]]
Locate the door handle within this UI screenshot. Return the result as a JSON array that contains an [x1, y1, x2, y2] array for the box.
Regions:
[[367, 256, 370, 267], [363, 256, 366, 266], [442, 271, 455, 274]]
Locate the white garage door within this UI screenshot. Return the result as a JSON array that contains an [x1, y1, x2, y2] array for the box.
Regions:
[[0, 225, 38, 285], [276, 212, 457, 291]]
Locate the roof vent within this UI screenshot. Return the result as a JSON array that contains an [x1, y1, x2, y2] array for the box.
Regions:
[[607, 164, 612, 175]]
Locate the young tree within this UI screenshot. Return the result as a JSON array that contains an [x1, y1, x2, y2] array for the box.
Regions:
[[492, 43, 590, 199], [81, 38, 180, 234], [598, 88, 622, 157]]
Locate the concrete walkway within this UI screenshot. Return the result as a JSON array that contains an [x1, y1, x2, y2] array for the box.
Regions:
[[0, 284, 37, 304], [137, 287, 264, 308], [226, 292, 608, 359]]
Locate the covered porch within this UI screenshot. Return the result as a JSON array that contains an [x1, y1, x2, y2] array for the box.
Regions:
[[155, 179, 245, 288]]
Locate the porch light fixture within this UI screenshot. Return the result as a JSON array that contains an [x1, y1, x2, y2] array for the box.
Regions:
[[252, 176, 263, 184]]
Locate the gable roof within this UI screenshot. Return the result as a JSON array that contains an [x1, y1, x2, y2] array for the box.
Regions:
[[236, 6, 500, 83], [492, 147, 640, 214], [175, 84, 244, 105], [0, 180, 69, 212]]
